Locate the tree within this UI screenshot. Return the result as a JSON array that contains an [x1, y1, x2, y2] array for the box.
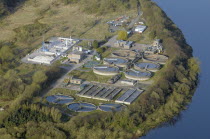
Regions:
[[0, 46, 14, 64], [92, 40, 99, 49], [149, 30, 156, 40], [4, 69, 18, 80], [117, 30, 128, 40], [32, 71, 47, 84], [188, 58, 200, 74], [0, 1, 7, 18], [96, 46, 107, 54], [96, 48, 103, 54], [150, 91, 160, 99], [0, 70, 25, 99]]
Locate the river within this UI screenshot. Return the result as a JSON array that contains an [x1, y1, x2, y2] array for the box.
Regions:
[[142, 0, 210, 139]]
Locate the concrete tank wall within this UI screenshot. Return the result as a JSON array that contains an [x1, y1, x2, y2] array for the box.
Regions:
[[134, 63, 160, 72], [143, 54, 168, 65], [124, 74, 151, 81], [93, 68, 119, 76]]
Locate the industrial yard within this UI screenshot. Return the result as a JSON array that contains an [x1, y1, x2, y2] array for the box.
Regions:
[[39, 35, 168, 114], [16, 12, 169, 112], [42, 36, 168, 112]]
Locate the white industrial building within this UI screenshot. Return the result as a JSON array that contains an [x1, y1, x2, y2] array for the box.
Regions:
[[28, 55, 55, 64], [135, 25, 147, 33], [41, 37, 79, 56]]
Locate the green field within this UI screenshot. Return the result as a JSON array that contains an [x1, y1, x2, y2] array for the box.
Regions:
[[0, 0, 137, 108], [0, 0, 137, 44], [69, 70, 113, 83]]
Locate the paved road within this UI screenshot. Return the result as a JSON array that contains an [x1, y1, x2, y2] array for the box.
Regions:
[[54, 55, 94, 89], [127, 6, 142, 31], [78, 38, 102, 42], [104, 35, 117, 47], [42, 53, 95, 97], [127, 14, 140, 30]]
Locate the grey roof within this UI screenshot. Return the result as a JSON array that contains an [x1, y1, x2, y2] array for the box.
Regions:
[[67, 103, 96, 112], [104, 58, 128, 64], [117, 89, 136, 101], [135, 62, 160, 69], [126, 41, 133, 46], [125, 69, 151, 77], [116, 89, 144, 104], [94, 66, 119, 72], [125, 90, 143, 103], [46, 95, 74, 104], [99, 103, 125, 112]]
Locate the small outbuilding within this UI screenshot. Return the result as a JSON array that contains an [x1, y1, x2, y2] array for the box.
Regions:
[[107, 74, 122, 84], [114, 40, 134, 49], [69, 76, 83, 85], [95, 53, 101, 61], [68, 51, 85, 63], [120, 79, 137, 86], [73, 46, 83, 52]]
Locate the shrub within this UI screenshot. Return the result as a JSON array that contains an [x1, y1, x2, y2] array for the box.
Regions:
[[117, 30, 128, 40], [14, 22, 50, 43]]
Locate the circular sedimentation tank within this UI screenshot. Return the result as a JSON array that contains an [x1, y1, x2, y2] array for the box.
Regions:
[[98, 103, 125, 112], [112, 50, 136, 59], [125, 69, 152, 81], [135, 62, 160, 72], [93, 66, 119, 76], [103, 57, 128, 67], [143, 54, 168, 64], [67, 103, 97, 112], [46, 95, 74, 104]]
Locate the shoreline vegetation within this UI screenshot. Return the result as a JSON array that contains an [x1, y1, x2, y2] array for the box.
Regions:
[[0, 0, 199, 138]]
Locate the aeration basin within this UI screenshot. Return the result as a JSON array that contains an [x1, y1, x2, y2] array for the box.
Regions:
[[67, 103, 97, 112], [46, 95, 74, 104], [93, 66, 119, 76], [125, 69, 152, 81]]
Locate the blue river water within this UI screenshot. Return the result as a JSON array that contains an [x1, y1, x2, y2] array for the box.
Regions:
[[142, 0, 210, 139]]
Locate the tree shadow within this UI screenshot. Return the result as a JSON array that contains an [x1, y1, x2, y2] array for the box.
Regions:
[[79, 19, 101, 37]]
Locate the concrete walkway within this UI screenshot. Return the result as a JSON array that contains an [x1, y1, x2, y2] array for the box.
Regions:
[[104, 35, 117, 47]]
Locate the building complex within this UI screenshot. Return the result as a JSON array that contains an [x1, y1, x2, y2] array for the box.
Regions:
[[23, 37, 79, 65]]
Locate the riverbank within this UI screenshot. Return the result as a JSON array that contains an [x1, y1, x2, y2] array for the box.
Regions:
[[142, 0, 210, 138], [132, 0, 200, 137]]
